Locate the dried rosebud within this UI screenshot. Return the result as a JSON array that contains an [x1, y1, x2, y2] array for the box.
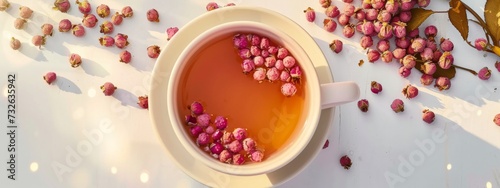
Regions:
[[421, 61, 437, 75], [400, 0, 414, 11], [360, 35, 374, 49], [371, 81, 383, 94], [496, 61, 500, 72], [434, 77, 451, 91], [440, 38, 454, 52], [377, 40, 390, 52], [426, 39, 437, 51], [190, 126, 203, 138], [100, 21, 114, 34], [166, 27, 179, 41], [233, 154, 245, 165], [72, 24, 85, 37], [276, 48, 288, 59], [19, 6, 33, 19], [337, 13, 350, 26], [119, 50, 132, 63], [438, 51, 454, 69], [401, 55, 416, 68], [378, 22, 393, 39], [99, 35, 114, 47], [69, 53, 82, 68], [420, 74, 434, 86], [41, 23, 54, 36], [392, 48, 406, 60], [114, 33, 129, 49], [474, 38, 487, 51], [111, 12, 123, 25], [418, 0, 431, 7], [391, 99, 404, 113], [249, 150, 264, 162], [420, 48, 434, 61], [82, 13, 98, 28], [478, 67, 491, 80], [343, 24, 355, 38], [319, 0, 331, 8], [393, 22, 407, 38], [96, 4, 110, 18], [323, 18, 337, 32], [365, 9, 378, 21], [355, 8, 366, 21], [197, 132, 210, 146], [399, 66, 412, 78], [377, 10, 392, 22], [76, 0, 91, 14], [260, 37, 270, 50], [290, 66, 302, 79], [385, 0, 399, 14], [53, 0, 70, 13], [343, 0, 353, 3], [206, 2, 219, 11], [494, 114, 500, 126], [100, 82, 117, 96], [424, 25, 438, 39], [361, 20, 375, 36], [43, 72, 57, 84], [190, 101, 204, 115], [253, 68, 266, 82], [367, 49, 380, 62], [402, 84, 418, 99], [280, 71, 291, 82], [371, 0, 385, 9], [325, 5, 340, 18], [361, 1, 372, 9], [31, 35, 46, 49], [395, 37, 411, 49], [241, 59, 255, 74], [304, 7, 316, 22], [411, 38, 426, 53], [233, 34, 248, 49], [10, 37, 20, 50], [147, 9, 160, 22], [121, 6, 133, 17], [357, 99, 369, 112], [13, 18, 26, 30], [432, 50, 442, 62], [344, 3, 355, 17], [340, 155, 352, 169], [381, 50, 393, 63], [264, 56, 276, 68], [330, 39, 343, 53], [0, 0, 10, 11], [399, 11, 412, 23], [147, 45, 161, 58], [422, 109, 435, 124], [281, 83, 297, 97]]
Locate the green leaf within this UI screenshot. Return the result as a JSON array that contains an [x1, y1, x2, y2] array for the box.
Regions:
[[448, 1, 469, 41], [484, 0, 500, 46], [406, 8, 434, 32]]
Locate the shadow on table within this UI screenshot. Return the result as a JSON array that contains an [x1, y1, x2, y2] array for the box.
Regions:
[[81, 58, 110, 78], [113, 88, 141, 109], [55, 76, 82, 94]]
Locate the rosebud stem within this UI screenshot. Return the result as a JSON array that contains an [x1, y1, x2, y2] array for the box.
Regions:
[[433, 10, 448, 14], [453, 64, 478, 75]]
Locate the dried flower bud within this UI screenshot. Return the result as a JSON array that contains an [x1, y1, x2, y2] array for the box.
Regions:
[[10, 37, 20, 50], [421, 61, 437, 75], [422, 109, 435, 124], [420, 74, 434, 86], [420, 48, 434, 61], [99, 35, 114, 47], [99, 21, 114, 34], [319, 0, 331, 8], [206, 2, 219, 11], [381, 50, 393, 63], [41, 23, 54, 36], [121, 6, 133, 17], [96, 4, 110, 18], [399, 11, 412, 22], [378, 22, 393, 39], [119, 50, 132, 63], [424, 25, 438, 39], [44, 72, 57, 84], [325, 5, 340, 18], [111, 12, 123, 25], [440, 38, 454, 52], [19, 6, 33, 19], [494, 114, 500, 126], [323, 18, 337, 32], [399, 66, 412, 78], [69, 53, 82, 68], [304, 7, 316, 22], [411, 38, 426, 53], [365, 9, 378, 21], [438, 51, 454, 69], [76, 0, 91, 14], [474, 38, 487, 51], [435, 77, 451, 91], [82, 13, 98, 28], [344, 3, 355, 17], [377, 39, 390, 52], [337, 13, 350, 26], [0, 0, 10, 11], [377, 10, 392, 22], [72, 24, 85, 37], [392, 48, 407, 60], [53, 0, 70, 13], [342, 24, 355, 38], [13, 18, 26, 30], [166, 27, 179, 41], [395, 37, 411, 49], [360, 35, 374, 49], [393, 22, 407, 38], [418, 0, 431, 8], [31, 35, 46, 49], [330, 39, 343, 53], [391, 99, 404, 113], [361, 20, 375, 35], [367, 49, 380, 62], [401, 54, 416, 68], [147, 45, 161, 58], [357, 99, 369, 112], [147, 9, 160, 22], [478, 67, 491, 80]]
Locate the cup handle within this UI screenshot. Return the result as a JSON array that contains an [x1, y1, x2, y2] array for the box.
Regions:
[[320, 81, 360, 109]]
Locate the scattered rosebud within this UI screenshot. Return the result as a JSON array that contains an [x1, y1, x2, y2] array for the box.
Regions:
[[478, 67, 491, 80], [31, 35, 46, 49], [290, 66, 302, 79], [432, 50, 443, 62], [360, 35, 374, 49], [206, 2, 219, 11], [330, 39, 343, 53], [99, 21, 114, 34], [357, 99, 369, 112], [13, 18, 26, 30], [340, 155, 352, 169], [100, 82, 116, 96], [250, 150, 264, 162], [355, 9, 366, 21], [422, 109, 435, 124], [391, 99, 404, 113], [418, 0, 431, 7], [266, 67, 280, 81], [304, 7, 316, 22], [280, 71, 291, 82], [420, 74, 434, 86], [434, 77, 451, 91], [399, 66, 412, 78], [319, 0, 331, 8], [399, 11, 412, 23], [421, 61, 437, 75], [197, 132, 210, 146], [96, 4, 110, 18], [474, 38, 487, 51], [233, 154, 245, 165], [119, 50, 131, 63], [111, 12, 123, 25], [378, 22, 393, 39], [214, 116, 227, 130], [43, 72, 57, 84], [281, 83, 297, 97], [438, 51, 454, 69], [147, 9, 160, 22], [411, 38, 426, 53], [367, 49, 380, 62], [323, 19, 337, 32], [166, 27, 179, 41], [440, 38, 454, 52], [495, 61, 500, 72], [365, 9, 378, 21], [392, 48, 406, 60], [420, 48, 434, 61], [69, 53, 82, 68], [72, 24, 85, 37], [82, 13, 98, 28], [371, 0, 385, 9], [393, 22, 407, 38], [424, 25, 437, 39], [371, 81, 383, 94], [402, 84, 418, 99], [253, 68, 267, 82], [136, 95, 148, 109], [278, 48, 289, 59], [377, 40, 390, 52], [190, 101, 204, 115], [121, 6, 133, 17], [0, 0, 10, 11], [241, 59, 255, 74], [337, 13, 350, 26], [395, 37, 411, 49], [41, 23, 54, 36], [19, 6, 33, 19], [59, 19, 72, 32], [260, 37, 270, 50], [426, 40, 438, 51], [378, 10, 392, 22], [210, 142, 224, 155], [190, 126, 203, 137], [53, 0, 70, 13], [325, 5, 340, 18], [243, 138, 257, 151], [322, 139, 329, 149], [222, 131, 234, 144], [99, 35, 115, 47], [10, 37, 20, 50], [344, 3, 355, 17], [494, 114, 500, 126], [385, 0, 398, 14], [219, 150, 232, 163], [76, 0, 91, 14], [232, 128, 247, 141], [114, 33, 129, 49]]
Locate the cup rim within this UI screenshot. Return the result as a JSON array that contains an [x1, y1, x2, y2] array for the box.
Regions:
[[166, 21, 322, 176]]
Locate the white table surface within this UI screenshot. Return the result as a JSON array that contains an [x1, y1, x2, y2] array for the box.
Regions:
[[1, 0, 499, 187]]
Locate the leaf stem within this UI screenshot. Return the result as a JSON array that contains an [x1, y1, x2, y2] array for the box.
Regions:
[[433, 10, 448, 14], [468, 19, 491, 44], [453, 64, 478, 75], [462, 2, 495, 45]]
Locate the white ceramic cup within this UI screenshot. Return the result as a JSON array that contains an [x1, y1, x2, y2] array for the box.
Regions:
[[167, 21, 359, 176]]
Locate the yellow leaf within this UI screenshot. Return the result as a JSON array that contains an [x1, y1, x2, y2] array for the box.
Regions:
[[448, 2, 469, 41], [485, 0, 500, 46]]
